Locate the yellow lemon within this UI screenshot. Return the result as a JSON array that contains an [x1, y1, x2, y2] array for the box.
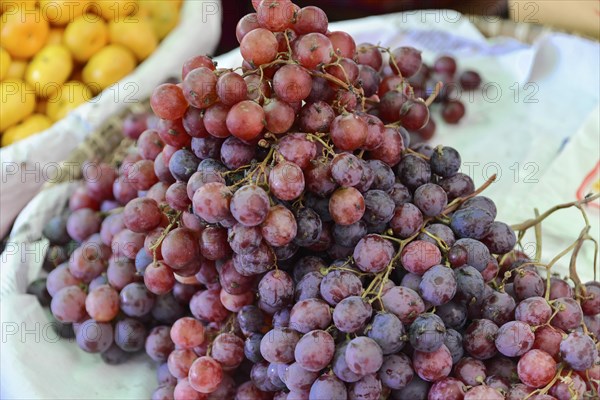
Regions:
[[0, 79, 36, 131], [38, 0, 92, 26], [138, 0, 179, 39], [1, 113, 52, 146], [45, 27, 64, 45], [82, 44, 135, 93], [0, 47, 11, 81], [108, 18, 157, 61], [25, 44, 73, 97], [46, 81, 93, 121], [91, 0, 137, 21], [5, 59, 27, 79], [0, 6, 49, 59], [63, 13, 108, 62]]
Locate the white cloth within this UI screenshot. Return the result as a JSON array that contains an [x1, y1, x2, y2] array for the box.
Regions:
[[1, 10, 599, 399]]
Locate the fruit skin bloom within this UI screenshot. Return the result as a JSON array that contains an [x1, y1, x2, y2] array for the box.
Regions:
[[188, 356, 223, 393]]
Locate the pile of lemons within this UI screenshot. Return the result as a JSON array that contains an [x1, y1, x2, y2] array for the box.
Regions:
[[0, 0, 182, 147]]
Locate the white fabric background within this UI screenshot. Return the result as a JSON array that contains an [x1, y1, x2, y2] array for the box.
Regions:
[[1, 9, 599, 399]]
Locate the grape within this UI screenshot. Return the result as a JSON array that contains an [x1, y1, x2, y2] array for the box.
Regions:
[[120, 282, 155, 317], [353, 234, 394, 273], [390, 203, 423, 239], [559, 331, 597, 370], [261, 205, 297, 247], [50, 286, 87, 323], [413, 183, 448, 217], [376, 353, 413, 390], [219, 258, 255, 296], [382, 286, 425, 325], [463, 319, 499, 360], [413, 344, 452, 382], [345, 336, 384, 375], [330, 113, 367, 151], [123, 197, 162, 233], [460, 71, 482, 90], [226, 100, 265, 142], [245, 334, 265, 363], [295, 330, 335, 372], [549, 370, 586, 400], [43, 214, 71, 245], [419, 265, 457, 306], [320, 270, 363, 305], [162, 227, 201, 270], [367, 312, 406, 355], [144, 261, 176, 295], [289, 298, 331, 333], [455, 266, 485, 304], [182, 55, 215, 78], [449, 238, 491, 272], [293, 32, 333, 69], [263, 98, 295, 134], [464, 385, 503, 400], [439, 173, 475, 201], [46, 264, 82, 296], [260, 327, 300, 364], [368, 127, 405, 167], [401, 240, 442, 275], [293, 6, 328, 34], [481, 290, 516, 326], [433, 56, 457, 74], [330, 153, 363, 187], [75, 319, 114, 354], [495, 321, 534, 357], [258, 270, 294, 312], [269, 161, 305, 201], [309, 374, 347, 400], [399, 98, 429, 130], [211, 333, 245, 370], [331, 220, 366, 248], [389, 47, 422, 78], [299, 101, 335, 133], [428, 377, 466, 400], [441, 100, 466, 124], [327, 31, 356, 58], [66, 208, 101, 243], [444, 329, 464, 364], [294, 271, 323, 301], [85, 284, 119, 322], [333, 296, 372, 333], [272, 64, 312, 104], [517, 349, 557, 388], [391, 375, 430, 400], [189, 356, 223, 393], [515, 296, 551, 325], [513, 269, 545, 301], [328, 187, 365, 226], [233, 239, 275, 276], [532, 325, 564, 360], [284, 362, 319, 392], [581, 282, 600, 315], [409, 313, 446, 353], [481, 222, 516, 254]]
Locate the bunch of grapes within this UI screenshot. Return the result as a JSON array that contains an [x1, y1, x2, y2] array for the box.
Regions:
[[407, 56, 483, 142], [30, 1, 599, 399]]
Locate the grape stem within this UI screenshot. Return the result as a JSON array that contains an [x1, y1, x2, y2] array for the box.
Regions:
[[510, 193, 600, 231], [424, 81, 443, 106]]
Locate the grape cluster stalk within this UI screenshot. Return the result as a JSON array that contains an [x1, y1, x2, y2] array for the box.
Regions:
[[31, 1, 600, 399]]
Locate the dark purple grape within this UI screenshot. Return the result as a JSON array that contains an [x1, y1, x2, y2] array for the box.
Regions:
[[460, 70, 482, 90], [481, 291, 516, 326], [390, 203, 423, 239], [395, 154, 431, 190], [429, 145, 461, 178], [293, 207, 323, 247], [257, 270, 294, 312], [439, 173, 475, 201], [413, 183, 448, 217], [294, 271, 323, 301], [120, 282, 155, 317], [444, 329, 464, 364], [551, 297, 583, 331], [409, 313, 446, 352], [367, 312, 406, 355], [455, 266, 485, 304], [152, 293, 186, 324], [169, 149, 200, 182], [244, 334, 264, 363], [76, 319, 114, 353], [363, 190, 395, 224], [441, 100, 466, 124], [333, 220, 367, 248], [320, 270, 363, 305], [513, 269, 544, 301], [388, 182, 412, 206], [449, 238, 491, 272], [450, 207, 494, 240], [368, 159, 395, 191], [391, 375, 430, 400], [436, 301, 468, 330]]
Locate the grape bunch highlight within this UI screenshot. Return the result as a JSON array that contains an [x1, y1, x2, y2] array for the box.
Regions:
[[31, 1, 600, 400]]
